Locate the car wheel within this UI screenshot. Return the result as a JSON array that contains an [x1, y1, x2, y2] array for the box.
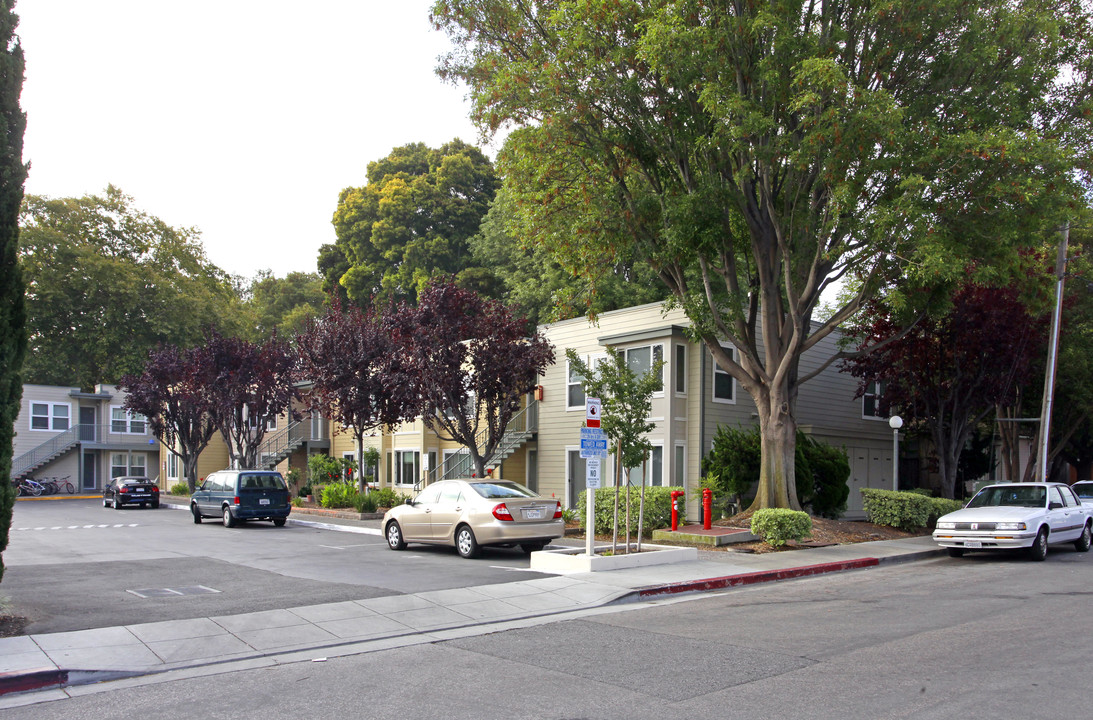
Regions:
[[222, 506, 237, 528], [273, 518, 286, 527], [103, 496, 110, 508], [151, 500, 160, 509], [113, 494, 122, 510], [1029, 527, 1049, 561], [947, 547, 964, 558], [1075, 522, 1092, 553], [521, 542, 546, 554], [386, 521, 406, 550], [455, 525, 480, 558], [191, 504, 202, 524]]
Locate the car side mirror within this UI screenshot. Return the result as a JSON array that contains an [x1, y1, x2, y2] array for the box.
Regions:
[[1049, 501, 1063, 510]]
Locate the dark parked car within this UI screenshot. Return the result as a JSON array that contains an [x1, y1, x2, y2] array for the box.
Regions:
[[103, 476, 160, 509], [190, 470, 291, 527]]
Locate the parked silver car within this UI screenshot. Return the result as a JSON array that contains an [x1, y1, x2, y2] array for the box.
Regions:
[[383, 479, 564, 558]]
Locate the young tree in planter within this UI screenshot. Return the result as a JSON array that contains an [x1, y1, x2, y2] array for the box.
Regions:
[[203, 332, 298, 470], [120, 344, 220, 493], [400, 278, 555, 480], [842, 280, 1048, 498], [566, 348, 663, 553], [433, 0, 1093, 511], [296, 301, 417, 493]]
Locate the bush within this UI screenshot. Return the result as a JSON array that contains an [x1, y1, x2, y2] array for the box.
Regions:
[[750, 508, 813, 547], [860, 488, 931, 530], [702, 425, 851, 519], [354, 492, 378, 513], [320, 482, 358, 509], [169, 482, 190, 496], [308, 454, 343, 485], [927, 497, 965, 525], [370, 487, 404, 509], [577, 486, 679, 535]]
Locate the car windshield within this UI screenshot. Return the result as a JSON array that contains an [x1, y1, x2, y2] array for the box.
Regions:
[[470, 481, 537, 499], [239, 474, 287, 490], [966, 485, 1046, 509], [1073, 484, 1093, 500]]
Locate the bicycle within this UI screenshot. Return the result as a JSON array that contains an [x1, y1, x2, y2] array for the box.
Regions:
[[57, 475, 75, 494], [16, 478, 43, 497], [38, 478, 58, 495]]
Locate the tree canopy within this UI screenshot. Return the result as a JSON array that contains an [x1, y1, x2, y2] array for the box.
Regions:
[[324, 139, 501, 308], [433, 0, 1093, 510], [246, 270, 326, 338], [18, 186, 248, 388]]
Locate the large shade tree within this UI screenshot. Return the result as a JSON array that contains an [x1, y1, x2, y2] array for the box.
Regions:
[[399, 278, 555, 479], [18, 186, 248, 387], [432, 0, 1093, 510], [295, 301, 418, 492], [120, 344, 221, 493], [323, 140, 500, 308], [0, 0, 27, 586]]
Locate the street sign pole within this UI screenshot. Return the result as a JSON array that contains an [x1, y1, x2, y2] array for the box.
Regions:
[[584, 398, 602, 557]]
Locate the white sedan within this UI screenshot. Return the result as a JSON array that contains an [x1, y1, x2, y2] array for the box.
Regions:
[[1072, 481, 1093, 508], [933, 482, 1093, 560]]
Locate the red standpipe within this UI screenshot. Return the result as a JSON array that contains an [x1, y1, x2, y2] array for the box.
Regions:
[[670, 490, 685, 531], [702, 488, 713, 530]]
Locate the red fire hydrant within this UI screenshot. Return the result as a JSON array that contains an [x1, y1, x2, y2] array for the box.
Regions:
[[702, 488, 713, 530], [670, 490, 685, 531]]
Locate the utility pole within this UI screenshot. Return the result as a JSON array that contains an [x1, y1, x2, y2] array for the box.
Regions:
[[1035, 221, 1070, 481]]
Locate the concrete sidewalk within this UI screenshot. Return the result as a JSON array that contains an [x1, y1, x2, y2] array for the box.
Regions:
[[0, 511, 944, 705]]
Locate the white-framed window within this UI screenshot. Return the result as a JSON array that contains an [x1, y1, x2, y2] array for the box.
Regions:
[[626, 444, 664, 486], [130, 453, 146, 477], [166, 453, 180, 481], [111, 406, 147, 434], [31, 402, 70, 431], [673, 443, 686, 487], [566, 360, 586, 410], [393, 450, 420, 486], [112, 452, 147, 478], [863, 380, 887, 419], [342, 451, 357, 482], [247, 413, 277, 431], [674, 344, 687, 395], [712, 345, 736, 403], [625, 344, 664, 393]]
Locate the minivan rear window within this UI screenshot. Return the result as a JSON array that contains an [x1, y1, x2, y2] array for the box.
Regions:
[[239, 473, 287, 491]]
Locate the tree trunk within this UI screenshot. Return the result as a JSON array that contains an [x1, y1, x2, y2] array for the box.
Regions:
[[747, 384, 802, 512], [183, 454, 199, 493]]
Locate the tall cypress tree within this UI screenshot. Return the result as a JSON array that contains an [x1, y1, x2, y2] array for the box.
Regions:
[[0, 0, 28, 585]]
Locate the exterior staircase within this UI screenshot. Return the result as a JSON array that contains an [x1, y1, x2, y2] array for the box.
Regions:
[[11, 426, 80, 481], [421, 400, 538, 488], [259, 418, 328, 470]]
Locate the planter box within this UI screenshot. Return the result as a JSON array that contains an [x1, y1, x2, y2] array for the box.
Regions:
[[530, 543, 698, 573]]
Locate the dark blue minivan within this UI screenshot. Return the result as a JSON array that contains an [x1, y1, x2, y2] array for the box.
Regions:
[[190, 470, 291, 527]]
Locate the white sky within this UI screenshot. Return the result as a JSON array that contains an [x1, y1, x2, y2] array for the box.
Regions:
[[16, 0, 492, 280]]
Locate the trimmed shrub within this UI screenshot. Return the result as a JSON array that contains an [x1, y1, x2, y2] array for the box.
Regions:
[[370, 487, 405, 509], [320, 482, 358, 509], [169, 482, 190, 496], [750, 509, 813, 547], [354, 492, 378, 513], [927, 497, 965, 525], [577, 486, 678, 535], [861, 488, 931, 530]]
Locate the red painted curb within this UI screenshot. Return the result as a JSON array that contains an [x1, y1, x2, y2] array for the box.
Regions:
[[0, 668, 68, 696], [636, 557, 881, 598]]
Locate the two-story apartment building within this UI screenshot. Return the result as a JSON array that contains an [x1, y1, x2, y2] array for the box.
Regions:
[[12, 384, 161, 491]]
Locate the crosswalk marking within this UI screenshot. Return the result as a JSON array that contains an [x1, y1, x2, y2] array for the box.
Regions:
[[16, 523, 140, 531]]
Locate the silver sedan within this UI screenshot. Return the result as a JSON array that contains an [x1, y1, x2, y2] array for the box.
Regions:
[[382, 479, 564, 558]]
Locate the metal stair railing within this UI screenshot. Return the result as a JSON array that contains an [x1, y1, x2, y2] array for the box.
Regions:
[[259, 420, 316, 469], [11, 425, 81, 481], [421, 400, 538, 488]]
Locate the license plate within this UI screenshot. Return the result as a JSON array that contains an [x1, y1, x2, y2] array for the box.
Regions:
[[965, 540, 982, 549], [259, 499, 270, 506], [523, 509, 541, 519]]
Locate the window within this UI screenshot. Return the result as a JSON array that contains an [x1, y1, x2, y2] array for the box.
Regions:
[[111, 407, 146, 434], [31, 402, 70, 431], [166, 453, 179, 480], [567, 361, 586, 409], [394, 450, 420, 486], [863, 380, 887, 418], [129, 454, 146, 476], [111, 453, 128, 478], [247, 413, 277, 431], [673, 444, 685, 487], [713, 346, 736, 403], [626, 445, 664, 486], [675, 344, 687, 394], [625, 344, 664, 392]]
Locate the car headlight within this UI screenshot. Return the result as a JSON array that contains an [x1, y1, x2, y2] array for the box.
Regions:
[[935, 521, 956, 530], [995, 522, 1027, 531]]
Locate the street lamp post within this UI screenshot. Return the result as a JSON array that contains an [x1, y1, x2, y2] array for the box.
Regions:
[[889, 416, 903, 491]]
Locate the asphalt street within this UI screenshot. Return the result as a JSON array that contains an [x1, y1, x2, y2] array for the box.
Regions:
[[3, 498, 553, 634]]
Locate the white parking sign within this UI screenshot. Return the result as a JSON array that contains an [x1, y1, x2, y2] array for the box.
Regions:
[[586, 456, 601, 489]]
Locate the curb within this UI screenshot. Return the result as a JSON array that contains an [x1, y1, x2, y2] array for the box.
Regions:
[[628, 558, 882, 600], [0, 668, 67, 696]]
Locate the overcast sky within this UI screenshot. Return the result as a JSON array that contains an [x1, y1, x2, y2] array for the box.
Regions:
[[16, 1, 492, 280]]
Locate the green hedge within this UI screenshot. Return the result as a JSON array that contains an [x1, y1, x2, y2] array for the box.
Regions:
[[370, 487, 406, 509], [750, 508, 813, 547], [169, 482, 190, 496], [577, 486, 679, 535], [860, 488, 932, 530], [927, 497, 965, 524]]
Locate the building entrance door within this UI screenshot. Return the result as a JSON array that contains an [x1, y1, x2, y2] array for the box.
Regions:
[[82, 452, 97, 491]]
